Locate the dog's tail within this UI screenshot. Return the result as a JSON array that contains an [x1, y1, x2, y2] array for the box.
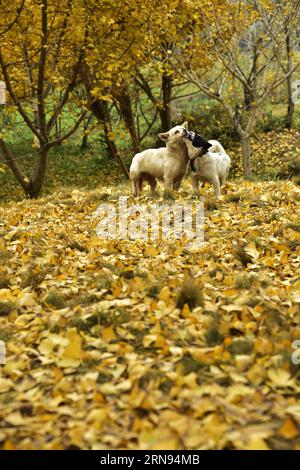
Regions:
[[208, 140, 226, 154]]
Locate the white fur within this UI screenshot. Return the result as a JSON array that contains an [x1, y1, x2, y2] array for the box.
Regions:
[[130, 122, 189, 196], [185, 139, 231, 198]]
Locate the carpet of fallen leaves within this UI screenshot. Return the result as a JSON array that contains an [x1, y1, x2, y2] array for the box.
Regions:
[[1, 177, 300, 449]]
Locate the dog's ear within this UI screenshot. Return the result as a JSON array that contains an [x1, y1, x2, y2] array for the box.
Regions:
[[182, 121, 188, 129], [158, 132, 169, 142], [193, 133, 211, 149]]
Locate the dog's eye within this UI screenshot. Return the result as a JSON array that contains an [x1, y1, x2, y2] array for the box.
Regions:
[[175, 130, 179, 134]]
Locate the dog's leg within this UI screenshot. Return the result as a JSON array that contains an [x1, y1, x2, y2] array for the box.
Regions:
[[191, 174, 200, 195], [164, 175, 174, 193], [144, 174, 157, 197], [132, 179, 138, 197], [173, 176, 183, 191], [219, 175, 226, 187], [138, 177, 144, 194], [150, 179, 157, 197], [211, 175, 221, 198]]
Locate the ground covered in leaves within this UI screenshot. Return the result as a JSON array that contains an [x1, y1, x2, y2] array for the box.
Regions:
[[0, 174, 300, 450]]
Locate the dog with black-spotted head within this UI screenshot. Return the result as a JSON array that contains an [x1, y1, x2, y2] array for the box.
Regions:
[[183, 131, 231, 198]]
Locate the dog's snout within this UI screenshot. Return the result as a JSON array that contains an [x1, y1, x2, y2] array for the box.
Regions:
[[184, 130, 193, 141], [182, 128, 188, 136]]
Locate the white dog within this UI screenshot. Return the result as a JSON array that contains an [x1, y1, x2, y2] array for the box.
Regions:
[[130, 122, 189, 196], [184, 131, 231, 197]]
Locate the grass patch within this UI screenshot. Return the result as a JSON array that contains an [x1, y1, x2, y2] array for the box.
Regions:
[[288, 240, 300, 251], [285, 223, 300, 232], [163, 190, 176, 201], [120, 269, 135, 279], [84, 190, 110, 203], [205, 326, 224, 347], [71, 308, 131, 332], [147, 285, 160, 298], [204, 197, 219, 211], [0, 326, 13, 342], [176, 276, 203, 310], [176, 353, 205, 375], [0, 249, 13, 263], [67, 293, 99, 308], [288, 157, 300, 176], [66, 239, 88, 253], [44, 291, 66, 309], [225, 193, 242, 203], [0, 276, 10, 289], [234, 274, 256, 290], [21, 269, 48, 289], [0, 301, 14, 316], [227, 339, 253, 355], [234, 245, 253, 267]]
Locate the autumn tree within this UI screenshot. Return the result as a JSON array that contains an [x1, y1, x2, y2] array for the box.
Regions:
[[261, 0, 300, 129], [174, 0, 300, 179], [133, 0, 206, 134], [79, 0, 200, 163], [0, 0, 88, 198]]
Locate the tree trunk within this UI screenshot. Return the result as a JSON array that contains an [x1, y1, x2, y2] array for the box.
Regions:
[[286, 76, 294, 129], [244, 85, 255, 112], [115, 83, 140, 154], [55, 117, 62, 144], [81, 63, 129, 178], [81, 133, 89, 150], [27, 147, 49, 198], [240, 134, 252, 180], [90, 99, 129, 178], [0, 138, 30, 195], [160, 72, 172, 132], [285, 29, 294, 129]]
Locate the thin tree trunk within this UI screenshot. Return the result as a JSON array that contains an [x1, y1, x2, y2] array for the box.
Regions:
[[240, 133, 252, 180], [285, 29, 294, 129], [160, 72, 172, 132], [91, 99, 129, 178], [115, 83, 140, 154], [81, 133, 89, 150], [0, 138, 30, 194], [81, 63, 129, 178], [0, 140, 49, 199], [81, 114, 93, 150], [244, 84, 255, 112]]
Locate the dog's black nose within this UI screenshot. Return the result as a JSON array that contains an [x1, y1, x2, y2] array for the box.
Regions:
[[184, 130, 193, 141]]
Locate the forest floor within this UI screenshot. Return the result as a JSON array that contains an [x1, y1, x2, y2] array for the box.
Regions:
[[0, 130, 300, 449]]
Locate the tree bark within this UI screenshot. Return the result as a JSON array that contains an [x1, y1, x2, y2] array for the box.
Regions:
[[0, 138, 30, 194], [81, 63, 129, 178], [91, 99, 129, 178], [81, 133, 89, 150], [115, 83, 140, 154], [240, 133, 252, 180], [285, 29, 294, 129], [28, 147, 49, 198], [81, 114, 93, 150], [160, 72, 172, 132]]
